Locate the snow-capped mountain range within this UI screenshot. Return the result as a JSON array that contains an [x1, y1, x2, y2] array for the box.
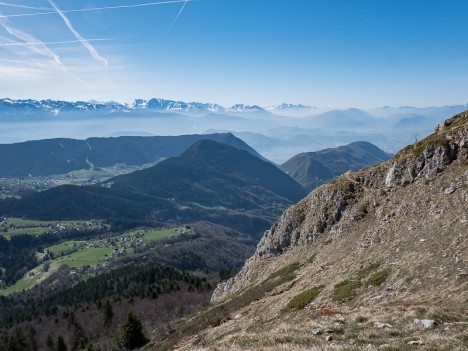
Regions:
[[0, 98, 305, 116], [0, 98, 128, 116]]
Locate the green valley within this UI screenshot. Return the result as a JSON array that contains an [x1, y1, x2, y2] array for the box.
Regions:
[[0, 224, 185, 296]]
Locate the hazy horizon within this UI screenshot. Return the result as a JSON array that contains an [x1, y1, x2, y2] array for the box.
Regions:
[[1, 101, 466, 163]]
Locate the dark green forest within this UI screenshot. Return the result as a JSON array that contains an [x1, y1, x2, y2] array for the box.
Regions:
[[0, 260, 214, 351]]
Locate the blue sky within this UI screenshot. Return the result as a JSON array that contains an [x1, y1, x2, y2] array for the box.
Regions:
[[0, 0, 467, 108]]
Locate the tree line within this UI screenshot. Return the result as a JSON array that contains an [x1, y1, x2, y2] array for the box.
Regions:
[[0, 261, 211, 327]]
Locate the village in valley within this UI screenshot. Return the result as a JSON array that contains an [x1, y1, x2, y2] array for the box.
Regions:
[[0, 216, 192, 296]]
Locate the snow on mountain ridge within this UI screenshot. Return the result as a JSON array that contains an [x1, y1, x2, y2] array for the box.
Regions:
[[2, 98, 468, 117], [266, 103, 314, 110], [0, 98, 272, 115]]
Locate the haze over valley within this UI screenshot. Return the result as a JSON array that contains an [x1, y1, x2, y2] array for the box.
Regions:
[[1, 97, 467, 163]]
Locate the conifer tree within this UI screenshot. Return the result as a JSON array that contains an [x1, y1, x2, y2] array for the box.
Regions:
[[56, 335, 67, 351], [8, 327, 29, 351], [0, 331, 8, 351], [45, 334, 55, 351], [26, 327, 37, 351], [118, 311, 148, 350], [103, 300, 113, 326]]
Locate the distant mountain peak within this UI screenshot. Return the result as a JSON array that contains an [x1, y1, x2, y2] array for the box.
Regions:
[[268, 103, 313, 110], [229, 104, 268, 113], [184, 138, 240, 154]]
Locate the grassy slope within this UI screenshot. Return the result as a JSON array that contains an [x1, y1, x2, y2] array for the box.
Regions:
[[124, 228, 179, 242]]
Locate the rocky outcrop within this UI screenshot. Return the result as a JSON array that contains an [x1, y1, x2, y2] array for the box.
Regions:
[[436, 110, 468, 131], [257, 178, 365, 257], [212, 111, 468, 304], [384, 110, 468, 188], [385, 137, 465, 190], [384, 143, 458, 187]]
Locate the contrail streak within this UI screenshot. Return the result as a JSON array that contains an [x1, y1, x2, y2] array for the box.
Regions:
[[0, 38, 111, 47], [0, 1, 192, 19], [0, 2, 51, 10], [47, 0, 108, 67], [0, 14, 64, 69], [168, 0, 189, 31]]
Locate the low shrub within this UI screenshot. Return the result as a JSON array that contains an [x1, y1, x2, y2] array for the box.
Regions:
[[355, 316, 368, 323], [265, 262, 301, 282], [357, 262, 381, 279], [333, 279, 362, 303], [283, 285, 325, 311], [367, 268, 390, 286]]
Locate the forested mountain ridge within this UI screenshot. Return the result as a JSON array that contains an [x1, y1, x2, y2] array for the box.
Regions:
[[0, 133, 262, 177], [0, 140, 306, 235]]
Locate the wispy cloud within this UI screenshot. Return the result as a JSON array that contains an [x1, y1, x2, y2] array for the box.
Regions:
[[169, 0, 189, 31], [0, 2, 51, 11], [0, 65, 42, 79], [0, 1, 192, 19], [0, 14, 65, 69], [47, 0, 108, 67], [0, 44, 57, 81], [0, 56, 52, 70]]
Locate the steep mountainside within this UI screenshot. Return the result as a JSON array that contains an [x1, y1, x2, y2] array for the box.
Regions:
[[0, 133, 262, 177], [281, 141, 391, 191], [0, 140, 306, 235], [161, 111, 467, 351]]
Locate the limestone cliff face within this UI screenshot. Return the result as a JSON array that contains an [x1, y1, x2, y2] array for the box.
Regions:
[[212, 111, 468, 303]]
